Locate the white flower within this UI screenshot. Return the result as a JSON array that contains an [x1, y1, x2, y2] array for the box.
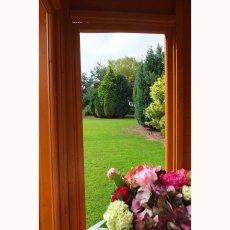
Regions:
[[182, 185, 191, 201], [103, 200, 133, 230]]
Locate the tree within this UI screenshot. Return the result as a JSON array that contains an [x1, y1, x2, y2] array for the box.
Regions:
[[97, 66, 117, 117], [108, 57, 140, 114], [114, 74, 129, 117], [82, 63, 107, 116], [96, 67, 129, 118], [154, 44, 165, 76], [90, 62, 107, 88], [143, 44, 164, 76], [134, 62, 155, 125], [133, 44, 165, 125], [144, 76, 165, 134], [81, 72, 88, 95], [83, 86, 98, 116], [95, 94, 104, 117], [82, 72, 95, 109], [108, 57, 140, 83]]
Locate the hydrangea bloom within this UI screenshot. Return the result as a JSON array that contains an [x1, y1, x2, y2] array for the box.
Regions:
[[103, 200, 133, 230], [134, 166, 158, 188], [182, 186, 191, 201]]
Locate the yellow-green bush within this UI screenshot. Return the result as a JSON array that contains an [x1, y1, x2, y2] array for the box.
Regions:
[[144, 76, 165, 134]]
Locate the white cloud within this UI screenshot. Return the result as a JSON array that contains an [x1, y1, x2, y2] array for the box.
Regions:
[[80, 33, 164, 76]]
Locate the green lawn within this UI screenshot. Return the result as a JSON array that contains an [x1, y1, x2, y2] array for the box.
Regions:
[[83, 117, 165, 229]]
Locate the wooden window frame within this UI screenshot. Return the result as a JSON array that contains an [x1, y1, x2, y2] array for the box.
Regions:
[[71, 9, 183, 171], [69, 10, 184, 229]]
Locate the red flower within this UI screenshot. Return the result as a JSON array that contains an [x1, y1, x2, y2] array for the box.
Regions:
[[112, 187, 131, 205]]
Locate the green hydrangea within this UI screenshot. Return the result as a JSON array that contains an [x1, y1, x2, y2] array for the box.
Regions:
[[182, 186, 191, 201], [103, 200, 133, 230]]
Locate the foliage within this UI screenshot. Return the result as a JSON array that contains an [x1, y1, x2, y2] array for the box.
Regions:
[[144, 44, 164, 76], [159, 115, 165, 135], [82, 72, 94, 109], [108, 57, 140, 83], [82, 45, 164, 120], [145, 77, 165, 134], [154, 44, 165, 76], [83, 86, 98, 115], [83, 104, 92, 116], [114, 74, 129, 117], [134, 62, 157, 125], [96, 67, 129, 118], [95, 94, 104, 117], [104, 96, 116, 118], [97, 66, 117, 117], [132, 84, 137, 106], [108, 57, 140, 114], [90, 62, 107, 88], [83, 117, 165, 228], [134, 63, 147, 124], [82, 63, 107, 116], [134, 45, 165, 126]]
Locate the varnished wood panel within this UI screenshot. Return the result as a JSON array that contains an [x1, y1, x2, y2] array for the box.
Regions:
[[174, 0, 184, 170], [183, 136, 191, 170], [39, 1, 54, 229], [42, 0, 62, 12], [71, 10, 176, 24], [182, 0, 191, 169], [55, 9, 70, 230], [73, 28, 87, 230], [47, 13, 61, 230], [70, 0, 176, 15], [72, 22, 172, 34], [54, 3, 87, 229], [164, 29, 175, 171]]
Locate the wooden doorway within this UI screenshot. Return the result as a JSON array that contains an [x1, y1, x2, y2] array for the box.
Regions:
[[39, 1, 191, 229]]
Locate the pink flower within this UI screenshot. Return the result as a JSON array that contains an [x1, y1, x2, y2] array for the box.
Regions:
[[159, 169, 189, 189], [134, 166, 158, 188], [124, 165, 160, 189], [123, 167, 139, 189], [107, 168, 117, 180]]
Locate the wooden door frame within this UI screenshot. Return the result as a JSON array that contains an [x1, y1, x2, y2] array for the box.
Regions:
[[71, 9, 183, 171], [69, 9, 184, 229], [40, 1, 190, 229], [39, 1, 61, 230]]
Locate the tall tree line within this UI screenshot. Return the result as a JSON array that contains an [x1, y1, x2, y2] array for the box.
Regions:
[[81, 44, 165, 131]]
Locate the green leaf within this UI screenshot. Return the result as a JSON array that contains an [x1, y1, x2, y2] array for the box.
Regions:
[[113, 173, 126, 187]]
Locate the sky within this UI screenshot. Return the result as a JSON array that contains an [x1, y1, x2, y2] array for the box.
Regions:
[[80, 33, 164, 76]]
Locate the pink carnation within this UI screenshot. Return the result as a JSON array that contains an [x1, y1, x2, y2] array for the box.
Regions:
[[159, 169, 189, 189], [107, 168, 117, 180], [134, 166, 158, 188]]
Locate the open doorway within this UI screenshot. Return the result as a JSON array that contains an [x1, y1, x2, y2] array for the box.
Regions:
[[39, 1, 190, 229], [80, 33, 166, 228]]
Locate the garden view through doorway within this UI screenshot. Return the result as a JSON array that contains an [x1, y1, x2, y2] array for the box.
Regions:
[[80, 33, 166, 228]]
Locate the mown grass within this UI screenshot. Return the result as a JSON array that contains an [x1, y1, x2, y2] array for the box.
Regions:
[[83, 117, 165, 229]]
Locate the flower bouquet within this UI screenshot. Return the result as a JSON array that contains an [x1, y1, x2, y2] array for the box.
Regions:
[[102, 165, 191, 230]]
